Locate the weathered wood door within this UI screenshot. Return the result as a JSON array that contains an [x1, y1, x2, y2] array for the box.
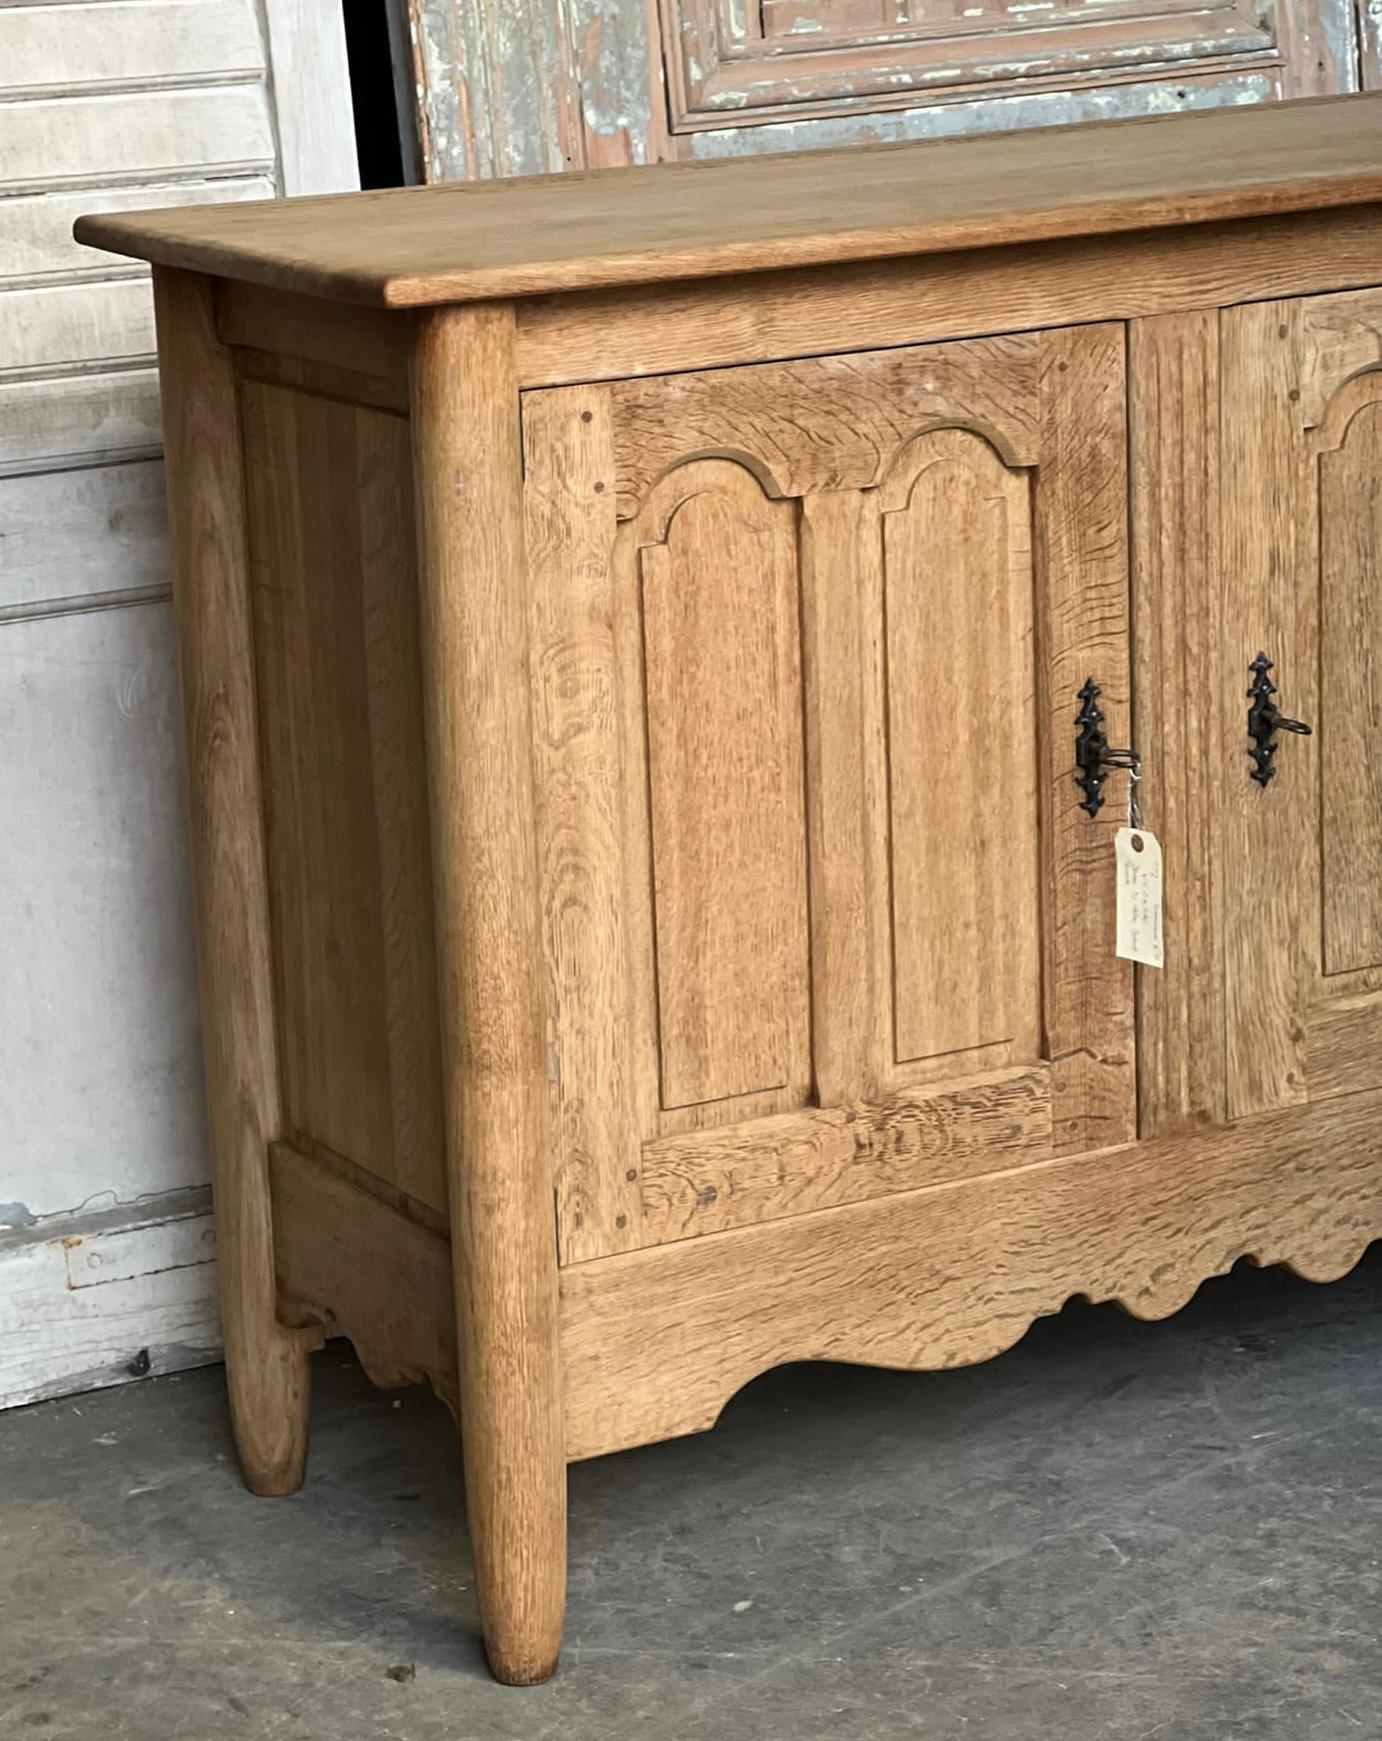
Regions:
[[404, 0, 1362, 181], [1221, 290, 1382, 1121], [524, 325, 1135, 1264]]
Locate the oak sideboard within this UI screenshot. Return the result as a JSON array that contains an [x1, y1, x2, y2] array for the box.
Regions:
[[78, 94, 1382, 1684]]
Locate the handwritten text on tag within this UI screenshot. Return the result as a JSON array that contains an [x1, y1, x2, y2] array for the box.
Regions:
[[1115, 827, 1163, 969]]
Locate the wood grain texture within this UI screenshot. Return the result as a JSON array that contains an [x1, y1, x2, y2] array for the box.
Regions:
[[409, 304, 566, 1687], [1304, 992, 1382, 1098], [1036, 324, 1135, 1156], [216, 281, 409, 382], [638, 462, 811, 1112], [562, 1089, 1382, 1461], [271, 1141, 457, 1408], [270, 1094, 1382, 1467], [76, 96, 1382, 307], [1130, 309, 1226, 1133], [241, 382, 446, 1217], [798, 488, 887, 1105], [151, 268, 318, 1497], [640, 1066, 1051, 1242], [6, 179, 276, 284], [604, 336, 1039, 514], [234, 346, 409, 416], [1221, 299, 1316, 1118], [523, 388, 644, 1261], [1298, 300, 1382, 428], [514, 205, 1382, 389]]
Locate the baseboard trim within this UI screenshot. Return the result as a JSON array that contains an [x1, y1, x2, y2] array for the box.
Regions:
[[0, 1186, 222, 1410]]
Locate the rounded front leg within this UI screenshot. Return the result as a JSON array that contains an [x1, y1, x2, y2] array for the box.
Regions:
[[459, 1329, 567, 1685], [411, 301, 568, 1685]]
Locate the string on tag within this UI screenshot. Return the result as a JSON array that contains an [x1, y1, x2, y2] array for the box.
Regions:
[[1098, 748, 1142, 833]]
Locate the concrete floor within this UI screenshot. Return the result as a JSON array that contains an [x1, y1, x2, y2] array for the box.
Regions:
[[3, 1254, 1380, 1741]]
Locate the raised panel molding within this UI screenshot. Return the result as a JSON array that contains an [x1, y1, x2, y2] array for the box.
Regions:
[[1316, 383, 1382, 975], [662, 0, 1279, 130], [880, 428, 1040, 1073], [634, 460, 812, 1115]]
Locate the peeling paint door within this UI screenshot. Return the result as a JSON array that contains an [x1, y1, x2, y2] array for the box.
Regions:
[[404, 0, 1363, 180]]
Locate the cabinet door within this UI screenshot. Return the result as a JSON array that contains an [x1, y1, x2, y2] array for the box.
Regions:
[[1222, 290, 1382, 1119], [524, 327, 1135, 1262]]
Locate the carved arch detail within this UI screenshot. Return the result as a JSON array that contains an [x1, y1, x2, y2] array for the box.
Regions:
[[1312, 367, 1382, 457], [875, 420, 1032, 508]]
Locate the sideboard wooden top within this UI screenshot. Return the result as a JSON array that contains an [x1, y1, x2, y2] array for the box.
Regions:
[[76, 94, 1382, 310]]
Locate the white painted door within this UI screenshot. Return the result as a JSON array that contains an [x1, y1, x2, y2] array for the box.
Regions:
[[0, 0, 357, 1407]]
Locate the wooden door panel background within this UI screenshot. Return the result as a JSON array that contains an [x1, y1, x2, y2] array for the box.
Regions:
[[1222, 289, 1382, 1121], [523, 326, 1135, 1264], [403, 0, 1364, 181]]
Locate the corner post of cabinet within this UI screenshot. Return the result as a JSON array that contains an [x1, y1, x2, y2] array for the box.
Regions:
[[150, 266, 317, 1497], [408, 300, 567, 1686]]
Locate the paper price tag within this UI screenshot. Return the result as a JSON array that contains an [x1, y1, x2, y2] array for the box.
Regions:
[[1115, 827, 1163, 969]]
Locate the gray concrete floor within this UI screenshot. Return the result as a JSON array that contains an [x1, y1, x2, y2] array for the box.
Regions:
[[3, 1254, 1380, 1741]]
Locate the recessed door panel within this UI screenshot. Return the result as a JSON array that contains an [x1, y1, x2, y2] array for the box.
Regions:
[[1320, 394, 1382, 977], [881, 428, 1041, 1074], [637, 464, 811, 1112]]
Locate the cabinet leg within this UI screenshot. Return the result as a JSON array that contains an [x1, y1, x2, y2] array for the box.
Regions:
[[152, 267, 312, 1498], [411, 303, 567, 1683], [458, 1309, 567, 1684], [220, 1168, 315, 1497]]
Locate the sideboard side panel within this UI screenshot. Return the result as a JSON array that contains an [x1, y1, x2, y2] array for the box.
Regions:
[[151, 267, 317, 1494], [239, 377, 448, 1218]]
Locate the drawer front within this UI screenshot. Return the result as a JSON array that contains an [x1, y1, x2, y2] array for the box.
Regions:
[[523, 327, 1135, 1261]]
